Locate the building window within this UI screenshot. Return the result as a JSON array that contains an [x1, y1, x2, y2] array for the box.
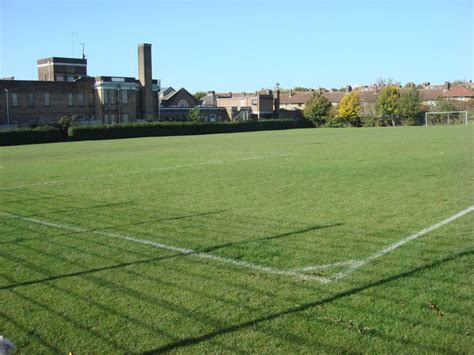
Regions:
[[122, 114, 129, 123], [68, 93, 74, 106], [210, 114, 217, 122], [103, 90, 108, 104], [55, 75, 65, 81], [109, 90, 115, 104], [28, 93, 35, 107], [11, 93, 18, 107], [77, 93, 84, 106], [121, 89, 128, 104], [88, 93, 95, 107], [177, 99, 189, 108], [44, 93, 50, 106], [251, 99, 258, 105], [67, 75, 75, 82]]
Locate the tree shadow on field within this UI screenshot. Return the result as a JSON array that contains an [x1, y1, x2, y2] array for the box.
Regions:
[[200, 223, 342, 253], [141, 249, 474, 354]]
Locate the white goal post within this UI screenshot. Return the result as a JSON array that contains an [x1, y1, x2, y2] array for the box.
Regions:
[[425, 111, 469, 126]]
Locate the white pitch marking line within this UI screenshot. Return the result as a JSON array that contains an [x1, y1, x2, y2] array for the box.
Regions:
[[0, 153, 299, 191], [292, 260, 359, 272], [292, 205, 474, 280], [0, 211, 330, 283], [329, 205, 474, 281]]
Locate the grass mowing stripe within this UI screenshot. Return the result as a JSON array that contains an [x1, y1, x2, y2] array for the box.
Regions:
[[329, 205, 474, 281], [2, 205, 472, 285], [0, 152, 299, 191], [0, 211, 331, 283]]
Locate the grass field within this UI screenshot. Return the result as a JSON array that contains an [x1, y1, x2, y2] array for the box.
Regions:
[[0, 126, 473, 353]]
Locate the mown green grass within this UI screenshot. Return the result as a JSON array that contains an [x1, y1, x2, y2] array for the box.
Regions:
[[0, 126, 473, 353]]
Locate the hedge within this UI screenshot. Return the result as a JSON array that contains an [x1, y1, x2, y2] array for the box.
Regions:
[[68, 119, 312, 141], [0, 120, 313, 146], [0, 127, 65, 146]]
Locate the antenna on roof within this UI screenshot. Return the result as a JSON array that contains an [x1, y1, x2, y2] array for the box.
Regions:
[[80, 43, 86, 59], [69, 32, 78, 57]]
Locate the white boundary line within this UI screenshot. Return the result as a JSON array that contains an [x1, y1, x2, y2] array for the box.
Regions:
[[298, 205, 474, 281], [0, 211, 330, 283], [0, 153, 299, 191], [1, 205, 472, 284]]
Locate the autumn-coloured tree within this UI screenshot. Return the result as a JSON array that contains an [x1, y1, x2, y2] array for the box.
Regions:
[[376, 85, 400, 126], [337, 92, 362, 126]]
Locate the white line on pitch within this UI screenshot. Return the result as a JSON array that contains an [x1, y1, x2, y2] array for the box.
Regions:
[[0, 211, 330, 283], [0, 153, 299, 191], [329, 205, 474, 281], [292, 260, 359, 272], [292, 205, 474, 279]]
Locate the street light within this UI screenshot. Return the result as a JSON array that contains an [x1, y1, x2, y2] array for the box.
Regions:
[[4, 88, 10, 125]]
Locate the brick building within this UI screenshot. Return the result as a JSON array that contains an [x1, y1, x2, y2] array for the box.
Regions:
[[201, 90, 280, 119], [0, 43, 230, 127]]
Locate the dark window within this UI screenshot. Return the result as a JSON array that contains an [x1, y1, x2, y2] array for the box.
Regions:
[[44, 93, 50, 106], [11, 93, 18, 107], [28, 93, 35, 107]]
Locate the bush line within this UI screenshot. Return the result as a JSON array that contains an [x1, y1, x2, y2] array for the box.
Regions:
[[0, 120, 312, 146], [0, 127, 65, 146]]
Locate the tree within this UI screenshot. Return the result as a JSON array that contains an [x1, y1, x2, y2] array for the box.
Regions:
[[337, 92, 362, 126], [434, 98, 458, 112], [293, 87, 311, 92], [193, 91, 207, 101], [398, 88, 422, 125], [303, 93, 332, 126], [376, 85, 400, 126], [404, 82, 416, 88], [187, 107, 202, 122]]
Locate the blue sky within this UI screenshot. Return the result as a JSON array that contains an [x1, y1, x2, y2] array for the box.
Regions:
[[0, 0, 472, 92]]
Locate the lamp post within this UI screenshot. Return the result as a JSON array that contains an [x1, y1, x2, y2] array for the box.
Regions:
[[4, 88, 10, 125]]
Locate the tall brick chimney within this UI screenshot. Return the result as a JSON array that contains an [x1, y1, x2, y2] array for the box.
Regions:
[[274, 89, 280, 118], [138, 43, 153, 120]]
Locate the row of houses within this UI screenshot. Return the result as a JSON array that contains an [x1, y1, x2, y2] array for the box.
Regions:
[[277, 85, 474, 112], [1, 43, 473, 127]]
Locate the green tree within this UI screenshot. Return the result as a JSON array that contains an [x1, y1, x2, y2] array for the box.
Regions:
[[337, 92, 362, 126], [293, 87, 311, 92], [434, 98, 458, 112], [398, 88, 422, 125], [194, 91, 207, 101], [303, 93, 332, 126], [376, 85, 400, 126], [187, 107, 202, 122]]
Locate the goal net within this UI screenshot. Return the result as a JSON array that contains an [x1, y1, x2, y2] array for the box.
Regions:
[[425, 111, 469, 126]]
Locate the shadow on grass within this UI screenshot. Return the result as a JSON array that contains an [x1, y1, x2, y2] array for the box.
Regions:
[[0, 253, 185, 291], [0, 311, 63, 353], [142, 249, 474, 354], [200, 223, 342, 253], [1, 193, 74, 205]]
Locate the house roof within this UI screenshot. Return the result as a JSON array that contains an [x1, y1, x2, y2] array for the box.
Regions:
[[442, 86, 474, 98], [280, 92, 314, 104], [161, 87, 199, 106], [280, 87, 455, 105], [280, 91, 374, 105], [417, 88, 445, 101], [200, 93, 217, 107]]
